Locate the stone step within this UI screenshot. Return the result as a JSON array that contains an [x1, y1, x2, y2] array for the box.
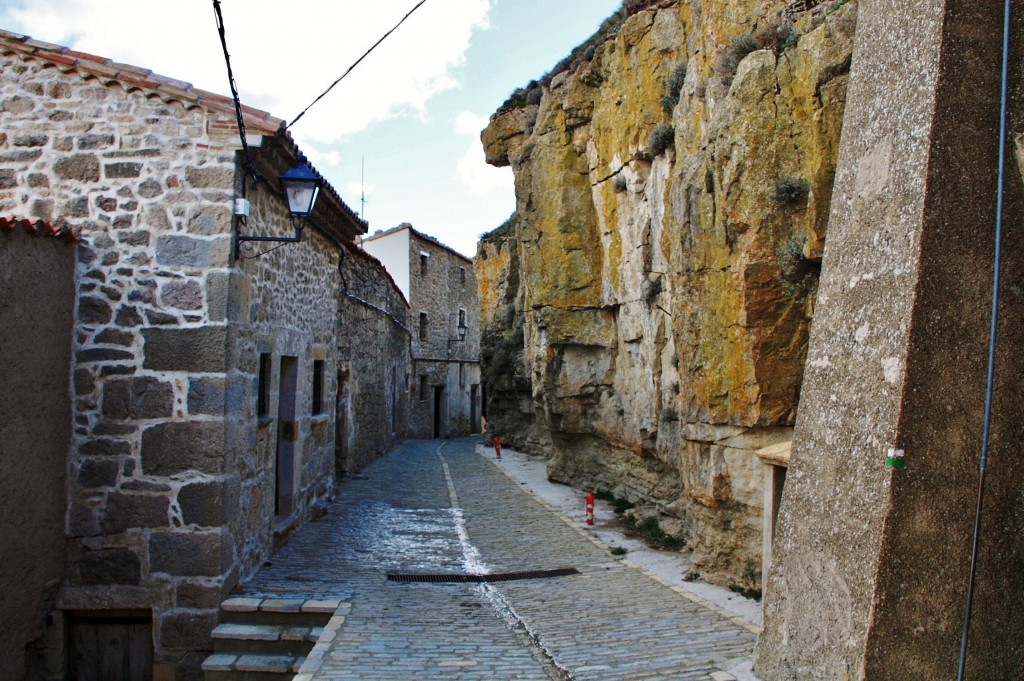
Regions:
[[202, 652, 303, 681], [211, 623, 322, 655], [218, 596, 343, 627]]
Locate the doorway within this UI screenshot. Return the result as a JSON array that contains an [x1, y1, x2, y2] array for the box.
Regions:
[[69, 612, 152, 681], [432, 385, 445, 439], [276, 356, 298, 517], [470, 384, 479, 434]]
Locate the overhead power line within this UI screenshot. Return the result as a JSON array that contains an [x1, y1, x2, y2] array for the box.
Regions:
[[287, 0, 429, 130]]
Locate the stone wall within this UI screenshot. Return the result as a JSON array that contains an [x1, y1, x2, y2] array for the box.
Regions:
[[337, 242, 411, 473], [408, 231, 481, 438], [479, 0, 857, 586], [0, 222, 76, 681], [0, 44, 353, 680]]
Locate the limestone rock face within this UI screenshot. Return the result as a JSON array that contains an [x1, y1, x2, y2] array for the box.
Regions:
[[478, 0, 857, 585]]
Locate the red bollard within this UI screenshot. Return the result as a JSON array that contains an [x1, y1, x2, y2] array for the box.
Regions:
[[493, 436, 501, 459], [585, 493, 595, 526]]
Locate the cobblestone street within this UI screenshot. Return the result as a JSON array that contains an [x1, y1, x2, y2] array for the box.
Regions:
[[238, 438, 756, 680]]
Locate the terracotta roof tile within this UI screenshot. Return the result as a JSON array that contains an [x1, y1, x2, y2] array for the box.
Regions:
[[1, 216, 79, 242]]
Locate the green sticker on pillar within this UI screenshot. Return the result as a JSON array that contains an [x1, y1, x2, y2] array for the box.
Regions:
[[886, 448, 906, 469]]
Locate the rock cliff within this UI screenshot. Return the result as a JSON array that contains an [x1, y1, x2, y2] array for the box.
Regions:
[[478, 0, 857, 586]]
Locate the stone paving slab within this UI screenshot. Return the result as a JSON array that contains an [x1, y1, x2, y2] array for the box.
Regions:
[[238, 438, 756, 680]]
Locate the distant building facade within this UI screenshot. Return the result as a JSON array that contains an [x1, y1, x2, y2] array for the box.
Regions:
[[0, 30, 406, 681], [361, 224, 481, 438]]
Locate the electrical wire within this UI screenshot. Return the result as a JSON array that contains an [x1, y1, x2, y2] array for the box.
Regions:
[[956, 0, 1012, 678], [212, 0, 259, 188], [287, 0, 429, 130]]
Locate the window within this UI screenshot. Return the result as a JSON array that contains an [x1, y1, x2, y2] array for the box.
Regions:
[[420, 252, 429, 276], [312, 360, 325, 415], [419, 312, 428, 342], [459, 362, 465, 388], [459, 266, 466, 284], [419, 375, 428, 401], [257, 353, 271, 417]]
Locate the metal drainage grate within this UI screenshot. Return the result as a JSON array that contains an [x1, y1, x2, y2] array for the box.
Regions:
[[387, 567, 580, 584]]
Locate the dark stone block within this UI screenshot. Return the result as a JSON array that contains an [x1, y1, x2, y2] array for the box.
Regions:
[[102, 376, 174, 420], [78, 134, 115, 150], [115, 305, 144, 327], [0, 169, 16, 188], [54, 154, 99, 182], [95, 328, 134, 346], [145, 310, 177, 326], [105, 162, 143, 178], [73, 549, 141, 585], [0, 149, 42, 162], [159, 610, 218, 653], [92, 423, 136, 436], [102, 492, 169, 533], [76, 348, 134, 363], [27, 173, 48, 187], [175, 583, 224, 609], [78, 295, 113, 324], [119, 479, 171, 493], [143, 327, 227, 373], [103, 149, 161, 158], [96, 196, 117, 211], [205, 271, 228, 322], [79, 438, 132, 458], [149, 531, 225, 577], [178, 481, 224, 527], [138, 178, 163, 198], [99, 364, 135, 377], [185, 166, 234, 189], [155, 235, 210, 269], [188, 377, 225, 415], [64, 196, 89, 217], [77, 458, 120, 488], [48, 111, 72, 122], [113, 214, 135, 230], [161, 279, 203, 310], [187, 205, 231, 236], [74, 368, 96, 395], [141, 421, 224, 476], [100, 285, 122, 301], [127, 288, 154, 303], [14, 133, 47, 147]]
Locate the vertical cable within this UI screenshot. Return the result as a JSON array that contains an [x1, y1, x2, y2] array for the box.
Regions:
[[956, 0, 1012, 678]]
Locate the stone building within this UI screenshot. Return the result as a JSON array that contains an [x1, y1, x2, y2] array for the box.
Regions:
[[361, 223, 481, 438], [0, 29, 405, 680], [335, 240, 411, 474]]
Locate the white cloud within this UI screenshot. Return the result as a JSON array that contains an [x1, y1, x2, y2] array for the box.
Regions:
[[457, 140, 512, 195], [453, 111, 489, 136], [0, 0, 493, 143]]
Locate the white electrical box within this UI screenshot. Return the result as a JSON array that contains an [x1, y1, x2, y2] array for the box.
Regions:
[[233, 198, 251, 217]]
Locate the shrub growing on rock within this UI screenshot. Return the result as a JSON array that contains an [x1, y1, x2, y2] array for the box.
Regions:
[[647, 124, 675, 157]]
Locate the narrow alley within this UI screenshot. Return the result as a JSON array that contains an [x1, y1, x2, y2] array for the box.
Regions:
[[216, 438, 756, 680]]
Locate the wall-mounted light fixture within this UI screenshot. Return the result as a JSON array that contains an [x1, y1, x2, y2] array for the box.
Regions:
[[234, 162, 323, 259], [447, 315, 468, 351]]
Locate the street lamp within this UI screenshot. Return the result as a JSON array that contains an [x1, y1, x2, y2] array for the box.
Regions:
[[234, 161, 323, 259]]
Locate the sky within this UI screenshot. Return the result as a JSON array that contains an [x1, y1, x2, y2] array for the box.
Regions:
[[0, 0, 622, 255]]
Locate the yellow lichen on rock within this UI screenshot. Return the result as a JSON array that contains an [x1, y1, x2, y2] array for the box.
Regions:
[[478, 0, 857, 587]]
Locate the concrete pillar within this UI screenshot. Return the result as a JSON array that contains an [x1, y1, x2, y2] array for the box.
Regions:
[[755, 1, 1024, 679]]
